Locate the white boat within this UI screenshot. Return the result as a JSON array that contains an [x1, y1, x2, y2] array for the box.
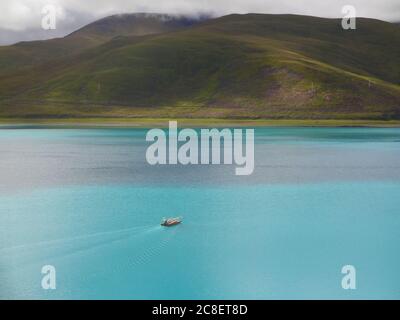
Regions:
[[161, 217, 182, 227]]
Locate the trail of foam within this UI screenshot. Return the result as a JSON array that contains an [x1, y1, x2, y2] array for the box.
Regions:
[[0, 225, 165, 296], [0, 225, 153, 254], [100, 226, 178, 277], [58, 226, 178, 290]]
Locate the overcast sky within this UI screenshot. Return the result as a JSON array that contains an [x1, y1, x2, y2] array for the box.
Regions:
[[1, 0, 399, 45]]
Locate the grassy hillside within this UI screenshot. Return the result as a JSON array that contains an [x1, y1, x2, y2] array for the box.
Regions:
[[0, 13, 198, 74], [0, 13, 399, 120]]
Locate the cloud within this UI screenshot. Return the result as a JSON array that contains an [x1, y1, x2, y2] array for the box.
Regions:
[[0, 0, 399, 45]]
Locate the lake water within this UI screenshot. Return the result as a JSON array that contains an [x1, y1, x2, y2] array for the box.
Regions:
[[0, 127, 399, 299]]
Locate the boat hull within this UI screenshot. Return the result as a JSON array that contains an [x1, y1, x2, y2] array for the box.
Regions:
[[161, 220, 182, 227]]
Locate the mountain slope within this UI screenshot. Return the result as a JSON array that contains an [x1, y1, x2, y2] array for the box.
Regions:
[[0, 13, 200, 75], [0, 13, 399, 120]]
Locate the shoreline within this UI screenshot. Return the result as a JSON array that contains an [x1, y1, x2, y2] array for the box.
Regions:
[[1, 118, 400, 128]]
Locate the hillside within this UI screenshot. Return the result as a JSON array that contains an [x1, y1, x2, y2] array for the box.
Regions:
[[0, 13, 399, 120], [0, 13, 199, 74]]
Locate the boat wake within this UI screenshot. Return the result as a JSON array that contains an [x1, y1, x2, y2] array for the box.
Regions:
[[0, 224, 156, 255]]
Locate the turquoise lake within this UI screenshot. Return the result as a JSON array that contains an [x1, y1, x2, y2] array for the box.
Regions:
[[0, 127, 399, 299]]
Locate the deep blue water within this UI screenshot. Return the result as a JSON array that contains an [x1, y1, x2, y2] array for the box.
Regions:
[[0, 127, 399, 299]]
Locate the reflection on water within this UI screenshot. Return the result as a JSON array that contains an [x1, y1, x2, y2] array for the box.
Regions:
[[0, 127, 400, 299], [1, 127, 400, 193]]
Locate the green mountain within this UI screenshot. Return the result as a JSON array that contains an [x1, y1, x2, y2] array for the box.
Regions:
[[0, 13, 199, 74], [0, 13, 399, 120]]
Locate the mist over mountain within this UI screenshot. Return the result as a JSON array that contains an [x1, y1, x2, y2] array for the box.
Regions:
[[1, 0, 400, 46]]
